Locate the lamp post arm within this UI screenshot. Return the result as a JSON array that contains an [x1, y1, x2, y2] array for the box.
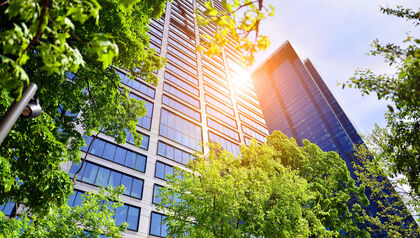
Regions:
[[0, 83, 38, 145]]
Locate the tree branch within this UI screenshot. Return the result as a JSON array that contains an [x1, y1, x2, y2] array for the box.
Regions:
[[25, 0, 49, 51]]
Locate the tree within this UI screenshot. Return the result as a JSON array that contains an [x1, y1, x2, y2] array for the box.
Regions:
[[0, 187, 127, 238], [197, 0, 274, 65], [0, 0, 165, 223], [352, 126, 419, 236], [159, 131, 370, 237], [342, 6, 419, 195]]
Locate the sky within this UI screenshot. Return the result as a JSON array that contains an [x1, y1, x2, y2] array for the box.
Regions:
[[250, 0, 418, 134]]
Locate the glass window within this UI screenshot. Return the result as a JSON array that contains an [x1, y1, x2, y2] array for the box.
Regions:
[[90, 139, 105, 157], [117, 70, 155, 98], [159, 109, 202, 151], [164, 72, 199, 96], [165, 62, 198, 85], [130, 93, 154, 130], [204, 85, 231, 105], [82, 136, 147, 172], [127, 206, 140, 231], [157, 141, 194, 165], [70, 162, 144, 199], [207, 118, 239, 141], [155, 161, 174, 180], [163, 83, 200, 109], [95, 167, 111, 187], [208, 131, 240, 156], [153, 184, 163, 204], [206, 105, 236, 128], [204, 94, 234, 116], [150, 212, 167, 237], [162, 95, 201, 122]]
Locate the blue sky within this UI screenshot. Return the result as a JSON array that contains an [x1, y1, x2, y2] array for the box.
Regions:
[[251, 0, 418, 134]]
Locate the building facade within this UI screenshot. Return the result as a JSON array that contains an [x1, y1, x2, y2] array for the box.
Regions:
[[62, 0, 269, 237], [251, 41, 420, 236], [251, 41, 363, 175]]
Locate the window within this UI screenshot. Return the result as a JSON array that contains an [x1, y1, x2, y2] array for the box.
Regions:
[[115, 205, 141, 231], [207, 118, 239, 141], [118, 71, 155, 98], [82, 136, 147, 172], [150, 212, 168, 237], [168, 37, 196, 58], [163, 83, 200, 109], [203, 74, 229, 95], [164, 72, 199, 96], [206, 105, 236, 128], [237, 103, 266, 125], [235, 95, 263, 115], [129, 93, 154, 130], [242, 125, 267, 143], [159, 109, 202, 151], [68, 190, 140, 231], [126, 130, 149, 150], [239, 114, 269, 135], [208, 131, 240, 156], [157, 141, 195, 165], [0, 201, 16, 216], [162, 95, 200, 122], [69, 161, 144, 199], [166, 62, 198, 86], [166, 53, 197, 76], [167, 45, 197, 67], [153, 184, 163, 204], [155, 161, 174, 180], [204, 94, 234, 116], [204, 85, 231, 105]]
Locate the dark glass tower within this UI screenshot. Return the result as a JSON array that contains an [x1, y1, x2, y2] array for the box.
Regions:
[[251, 41, 418, 236], [251, 41, 362, 174]]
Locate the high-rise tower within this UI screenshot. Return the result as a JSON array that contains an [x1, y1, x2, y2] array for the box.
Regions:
[[251, 41, 361, 174], [62, 0, 269, 237]]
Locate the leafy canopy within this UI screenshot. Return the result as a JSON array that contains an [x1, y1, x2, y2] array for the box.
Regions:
[[0, 0, 166, 220], [159, 131, 370, 238], [197, 0, 274, 65], [342, 6, 419, 195]]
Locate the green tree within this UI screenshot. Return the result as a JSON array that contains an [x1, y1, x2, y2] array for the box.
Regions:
[[342, 6, 419, 195], [159, 131, 370, 237], [0, 0, 165, 223], [197, 0, 274, 65], [352, 126, 419, 237], [0, 187, 127, 238]]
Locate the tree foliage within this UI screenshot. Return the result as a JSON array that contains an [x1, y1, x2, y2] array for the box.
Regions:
[[342, 6, 420, 195], [0, 0, 166, 223], [197, 0, 274, 65], [159, 131, 370, 238], [352, 126, 419, 236], [0, 187, 127, 238]]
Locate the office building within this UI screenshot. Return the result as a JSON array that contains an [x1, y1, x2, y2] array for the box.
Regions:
[[251, 41, 418, 236], [62, 0, 269, 237], [252, 41, 363, 174]]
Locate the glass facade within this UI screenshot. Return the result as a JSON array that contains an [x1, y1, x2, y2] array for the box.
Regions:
[[69, 0, 269, 236]]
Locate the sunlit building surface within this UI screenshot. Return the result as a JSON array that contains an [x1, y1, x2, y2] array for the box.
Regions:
[[61, 0, 269, 237], [251, 41, 418, 237]]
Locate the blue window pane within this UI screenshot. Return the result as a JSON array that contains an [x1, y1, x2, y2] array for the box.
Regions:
[[125, 151, 136, 168], [91, 139, 105, 156], [81, 163, 99, 184], [114, 147, 126, 165], [155, 162, 165, 179], [153, 185, 162, 204], [121, 175, 133, 196], [69, 163, 82, 178], [115, 205, 128, 226], [81, 135, 93, 152], [102, 143, 116, 161], [109, 171, 122, 187], [2, 202, 15, 216], [150, 212, 162, 236], [135, 154, 146, 172], [95, 167, 111, 187], [68, 192, 76, 207], [127, 206, 140, 231], [131, 179, 143, 199], [74, 192, 83, 207]]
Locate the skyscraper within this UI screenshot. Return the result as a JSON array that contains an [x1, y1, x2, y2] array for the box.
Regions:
[[251, 41, 362, 174], [251, 41, 418, 236], [63, 0, 269, 237]]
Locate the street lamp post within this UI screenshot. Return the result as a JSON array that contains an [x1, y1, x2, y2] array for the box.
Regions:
[[0, 83, 42, 145]]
